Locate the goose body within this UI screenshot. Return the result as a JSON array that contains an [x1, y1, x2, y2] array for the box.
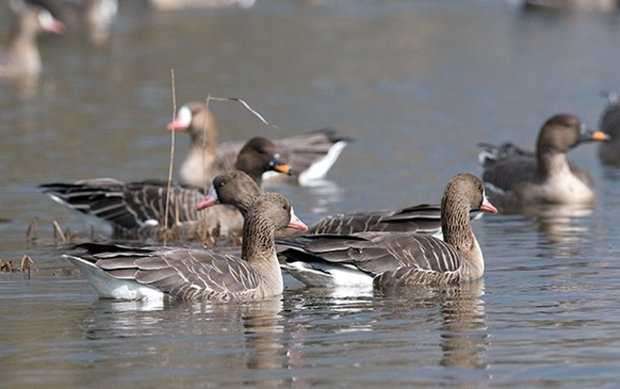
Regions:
[[598, 92, 620, 166], [40, 137, 290, 242], [64, 193, 308, 302], [478, 114, 608, 211], [205, 173, 498, 289], [168, 102, 351, 187]]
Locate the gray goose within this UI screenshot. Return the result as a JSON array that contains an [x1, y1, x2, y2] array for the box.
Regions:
[[39, 137, 291, 241], [198, 171, 481, 239], [598, 92, 620, 166], [64, 193, 308, 302], [0, 0, 64, 79], [274, 174, 497, 288], [478, 114, 609, 211], [167, 102, 351, 187]]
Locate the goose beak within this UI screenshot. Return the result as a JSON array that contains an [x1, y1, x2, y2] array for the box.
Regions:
[[196, 186, 219, 211], [45, 20, 64, 34], [167, 119, 188, 131], [288, 207, 308, 231], [480, 196, 498, 214], [269, 155, 292, 176], [580, 129, 610, 143]]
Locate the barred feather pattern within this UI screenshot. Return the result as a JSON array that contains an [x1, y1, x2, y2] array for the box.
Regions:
[[70, 242, 273, 303]]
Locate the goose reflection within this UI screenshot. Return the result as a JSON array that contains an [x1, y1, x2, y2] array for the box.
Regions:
[[523, 204, 593, 254]]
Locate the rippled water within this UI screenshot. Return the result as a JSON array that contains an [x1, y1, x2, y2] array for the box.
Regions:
[[3, 1, 620, 387]]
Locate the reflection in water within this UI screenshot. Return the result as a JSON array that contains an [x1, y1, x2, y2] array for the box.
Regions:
[[523, 204, 593, 255], [382, 280, 488, 371]]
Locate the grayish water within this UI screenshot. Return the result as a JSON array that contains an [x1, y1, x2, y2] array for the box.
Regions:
[[3, 0, 620, 387]]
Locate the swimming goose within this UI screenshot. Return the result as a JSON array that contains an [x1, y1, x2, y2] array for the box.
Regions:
[[40, 137, 290, 241], [198, 171, 481, 239], [0, 0, 64, 79], [167, 102, 351, 187], [63, 193, 308, 302], [274, 174, 497, 288], [598, 92, 620, 166], [478, 114, 609, 210]]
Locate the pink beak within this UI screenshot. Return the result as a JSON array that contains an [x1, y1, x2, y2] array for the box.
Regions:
[[196, 196, 217, 211], [288, 209, 308, 232], [480, 197, 498, 214], [167, 119, 188, 131], [45, 20, 65, 34]]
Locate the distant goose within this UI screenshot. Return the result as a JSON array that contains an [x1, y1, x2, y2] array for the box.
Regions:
[[598, 92, 620, 166], [198, 171, 482, 239], [478, 114, 609, 210], [41, 0, 118, 45], [0, 0, 64, 79], [274, 174, 498, 288], [39, 137, 290, 241], [167, 102, 351, 187], [63, 192, 308, 302]]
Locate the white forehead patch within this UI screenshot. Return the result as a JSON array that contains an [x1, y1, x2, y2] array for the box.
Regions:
[[176, 106, 193, 128], [38, 9, 55, 30]]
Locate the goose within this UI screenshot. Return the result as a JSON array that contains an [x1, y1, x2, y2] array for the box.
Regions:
[[478, 114, 609, 211], [63, 192, 308, 302], [39, 0, 118, 45], [0, 0, 64, 79], [167, 102, 351, 187], [598, 92, 620, 166], [205, 173, 497, 288], [39, 137, 291, 241], [197, 171, 481, 239]]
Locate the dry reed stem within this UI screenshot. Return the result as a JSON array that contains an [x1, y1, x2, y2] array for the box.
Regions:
[[163, 68, 177, 246], [52, 220, 66, 244]]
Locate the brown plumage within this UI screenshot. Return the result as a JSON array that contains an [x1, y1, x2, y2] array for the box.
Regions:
[[0, 1, 64, 79], [167, 101, 351, 187], [276, 174, 497, 288], [478, 113, 609, 211], [39, 137, 290, 242], [63, 193, 308, 302]]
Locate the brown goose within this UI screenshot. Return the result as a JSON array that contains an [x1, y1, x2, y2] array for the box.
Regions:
[[198, 171, 481, 239], [39, 137, 290, 240], [63, 193, 308, 302], [274, 174, 497, 288], [598, 92, 620, 166], [167, 102, 351, 187], [478, 114, 609, 211], [0, 0, 64, 79]]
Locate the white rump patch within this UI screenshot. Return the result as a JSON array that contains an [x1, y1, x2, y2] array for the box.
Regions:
[[64, 255, 164, 301]]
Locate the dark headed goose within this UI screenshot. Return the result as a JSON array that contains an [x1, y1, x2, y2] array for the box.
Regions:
[[275, 174, 497, 288], [167, 101, 351, 187], [598, 92, 620, 166], [478, 114, 609, 210], [199, 171, 480, 239], [63, 193, 308, 302], [0, 0, 64, 79], [40, 137, 290, 241]]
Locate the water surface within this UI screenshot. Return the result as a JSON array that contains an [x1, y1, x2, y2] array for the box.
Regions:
[[2, 1, 620, 387]]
